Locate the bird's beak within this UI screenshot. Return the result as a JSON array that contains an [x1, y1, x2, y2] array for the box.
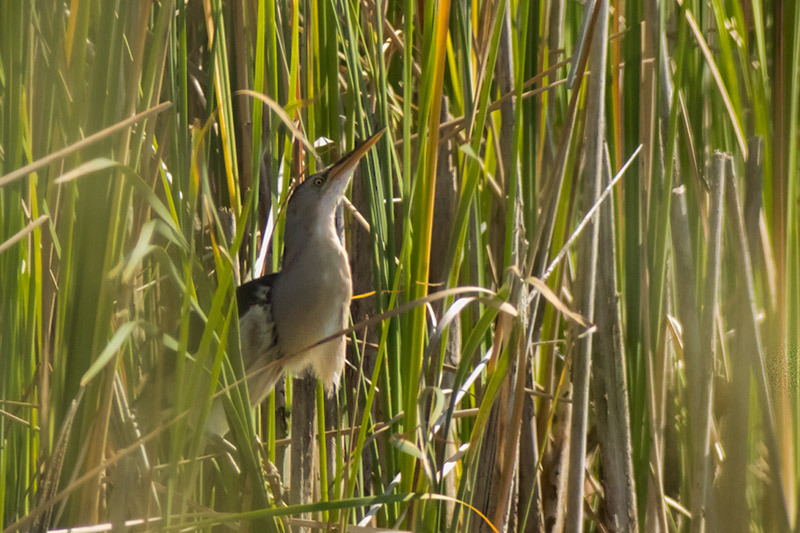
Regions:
[[323, 128, 385, 197]]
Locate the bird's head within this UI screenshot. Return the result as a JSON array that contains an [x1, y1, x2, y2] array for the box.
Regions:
[[283, 129, 384, 247]]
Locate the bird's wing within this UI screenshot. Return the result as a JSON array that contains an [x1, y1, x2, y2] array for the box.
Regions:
[[236, 273, 285, 405]]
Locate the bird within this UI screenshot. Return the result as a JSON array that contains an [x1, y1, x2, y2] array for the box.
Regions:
[[132, 130, 384, 438], [234, 129, 384, 412]]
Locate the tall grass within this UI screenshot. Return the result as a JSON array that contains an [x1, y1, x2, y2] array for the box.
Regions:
[[1, 0, 799, 531]]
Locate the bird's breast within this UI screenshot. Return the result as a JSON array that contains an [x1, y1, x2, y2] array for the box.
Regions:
[[271, 237, 351, 387]]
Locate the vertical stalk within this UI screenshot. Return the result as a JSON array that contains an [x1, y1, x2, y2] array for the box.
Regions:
[[690, 152, 727, 533], [564, 0, 607, 530], [593, 149, 638, 531]]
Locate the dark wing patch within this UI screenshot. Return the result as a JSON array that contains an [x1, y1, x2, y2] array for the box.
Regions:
[[236, 273, 279, 317], [236, 273, 284, 404]]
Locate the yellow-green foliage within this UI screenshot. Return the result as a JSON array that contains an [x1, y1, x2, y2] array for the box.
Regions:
[[1, 1, 798, 531]]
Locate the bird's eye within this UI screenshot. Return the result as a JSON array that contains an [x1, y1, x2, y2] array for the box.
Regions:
[[312, 176, 325, 187]]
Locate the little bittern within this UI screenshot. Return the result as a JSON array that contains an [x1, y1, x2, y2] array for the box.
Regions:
[[235, 130, 384, 413]]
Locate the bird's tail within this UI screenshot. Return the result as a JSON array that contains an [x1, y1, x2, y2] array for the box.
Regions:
[[247, 359, 286, 406]]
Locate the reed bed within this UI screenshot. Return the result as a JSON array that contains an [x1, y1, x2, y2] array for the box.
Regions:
[[1, 1, 798, 531]]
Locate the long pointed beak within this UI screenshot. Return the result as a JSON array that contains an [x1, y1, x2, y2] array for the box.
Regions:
[[323, 129, 385, 195]]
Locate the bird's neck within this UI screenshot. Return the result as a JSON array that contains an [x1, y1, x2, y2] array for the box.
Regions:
[[282, 212, 346, 273]]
